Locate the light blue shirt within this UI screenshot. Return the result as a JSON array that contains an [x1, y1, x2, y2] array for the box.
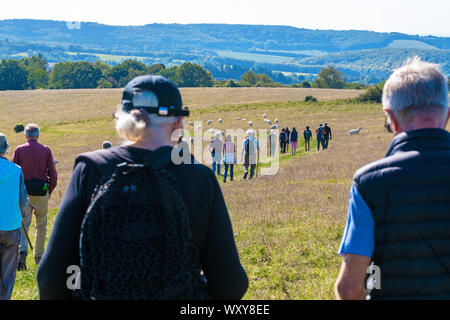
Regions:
[[0, 158, 28, 231], [338, 183, 375, 258]]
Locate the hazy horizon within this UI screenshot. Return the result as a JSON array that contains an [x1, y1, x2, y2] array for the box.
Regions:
[[1, 0, 449, 38]]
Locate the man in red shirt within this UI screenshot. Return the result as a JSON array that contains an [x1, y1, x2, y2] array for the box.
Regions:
[[12, 123, 57, 270]]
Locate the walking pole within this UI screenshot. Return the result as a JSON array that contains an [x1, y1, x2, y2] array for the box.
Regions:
[[21, 221, 33, 251]]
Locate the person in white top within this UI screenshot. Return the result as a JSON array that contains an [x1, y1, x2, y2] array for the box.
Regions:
[[222, 135, 236, 183]]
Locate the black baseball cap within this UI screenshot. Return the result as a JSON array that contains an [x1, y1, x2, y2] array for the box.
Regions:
[[121, 75, 189, 117]]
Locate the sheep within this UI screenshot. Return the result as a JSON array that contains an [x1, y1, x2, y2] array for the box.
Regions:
[[274, 119, 279, 124], [263, 114, 267, 119], [207, 120, 212, 125], [267, 120, 272, 125], [236, 117, 241, 120], [248, 121, 253, 127], [348, 127, 362, 136], [264, 119, 268, 123], [188, 121, 194, 126], [218, 118, 223, 123], [270, 125, 277, 130]]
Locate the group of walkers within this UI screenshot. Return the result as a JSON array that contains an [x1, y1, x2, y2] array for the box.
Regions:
[[0, 56, 449, 301], [208, 129, 260, 182], [278, 122, 332, 156], [0, 124, 57, 299]]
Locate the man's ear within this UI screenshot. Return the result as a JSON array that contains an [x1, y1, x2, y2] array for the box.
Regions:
[[174, 117, 184, 130], [384, 109, 400, 133]]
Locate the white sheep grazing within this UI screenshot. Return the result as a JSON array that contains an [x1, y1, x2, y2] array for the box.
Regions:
[[270, 125, 277, 130], [263, 114, 267, 119], [274, 119, 279, 124], [248, 121, 253, 126], [188, 121, 194, 126], [348, 127, 362, 136], [267, 120, 272, 125], [197, 125, 202, 130], [218, 118, 223, 123], [242, 118, 247, 121], [207, 120, 212, 125], [236, 117, 241, 120]]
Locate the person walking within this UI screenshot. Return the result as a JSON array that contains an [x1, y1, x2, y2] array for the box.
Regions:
[[37, 75, 248, 300], [0, 133, 28, 300], [316, 123, 325, 151], [241, 129, 260, 180], [222, 135, 236, 183], [323, 122, 332, 149], [335, 57, 450, 300], [279, 128, 286, 154], [269, 129, 277, 157], [290, 127, 298, 155], [12, 123, 57, 270], [304, 126, 312, 152], [209, 133, 223, 176], [285, 127, 291, 153]]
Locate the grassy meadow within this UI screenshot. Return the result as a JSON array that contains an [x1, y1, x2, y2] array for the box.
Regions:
[[0, 87, 402, 300]]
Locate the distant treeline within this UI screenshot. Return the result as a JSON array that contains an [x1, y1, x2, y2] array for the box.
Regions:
[[0, 54, 374, 92]]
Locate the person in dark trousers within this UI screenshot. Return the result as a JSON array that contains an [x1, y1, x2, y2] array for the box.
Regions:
[[323, 122, 332, 149], [304, 126, 312, 152], [241, 129, 259, 180], [12, 123, 58, 269], [0, 133, 28, 300], [335, 57, 450, 300], [285, 127, 291, 153], [37, 75, 248, 300], [222, 134, 236, 183], [315, 124, 325, 151], [279, 128, 286, 154]]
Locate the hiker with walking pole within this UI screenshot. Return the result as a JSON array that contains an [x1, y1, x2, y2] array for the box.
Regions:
[[12, 123, 58, 270], [0, 133, 28, 300]]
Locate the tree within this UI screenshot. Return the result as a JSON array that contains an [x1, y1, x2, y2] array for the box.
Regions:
[[300, 80, 311, 88], [357, 81, 385, 103], [27, 68, 49, 89], [147, 63, 165, 75], [157, 66, 179, 84], [241, 70, 258, 86], [108, 59, 148, 87], [312, 66, 346, 89], [0, 59, 28, 90], [177, 62, 214, 87], [50, 61, 102, 89]]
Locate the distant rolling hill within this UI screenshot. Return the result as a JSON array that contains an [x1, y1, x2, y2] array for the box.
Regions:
[[0, 19, 449, 84]]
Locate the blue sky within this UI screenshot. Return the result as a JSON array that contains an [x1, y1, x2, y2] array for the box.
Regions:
[[1, 0, 449, 37]]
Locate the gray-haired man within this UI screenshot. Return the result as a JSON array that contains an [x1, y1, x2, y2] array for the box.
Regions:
[[335, 57, 450, 300], [12, 124, 58, 270]]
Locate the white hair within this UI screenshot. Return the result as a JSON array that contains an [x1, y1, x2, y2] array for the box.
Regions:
[[246, 129, 256, 138], [115, 90, 179, 142], [25, 123, 40, 138], [382, 56, 449, 122]]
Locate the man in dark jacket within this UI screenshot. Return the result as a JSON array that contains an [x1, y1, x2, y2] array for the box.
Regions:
[[335, 57, 450, 300], [323, 122, 332, 149]]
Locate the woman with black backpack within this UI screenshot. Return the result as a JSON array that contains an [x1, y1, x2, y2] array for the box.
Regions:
[[37, 75, 248, 300]]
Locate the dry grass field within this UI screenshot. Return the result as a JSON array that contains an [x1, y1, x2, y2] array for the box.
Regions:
[[0, 86, 427, 300]]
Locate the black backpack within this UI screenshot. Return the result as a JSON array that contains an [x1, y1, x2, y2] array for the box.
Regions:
[[290, 131, 298, 142], [78, 150, 207, 300]]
